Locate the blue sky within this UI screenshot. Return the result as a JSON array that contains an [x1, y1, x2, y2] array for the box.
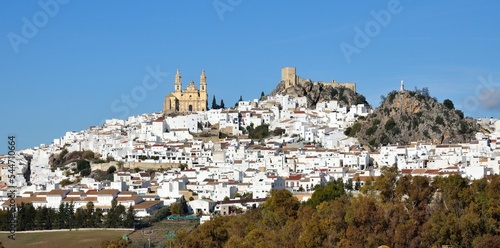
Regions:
[[1, 0, 500, 150]]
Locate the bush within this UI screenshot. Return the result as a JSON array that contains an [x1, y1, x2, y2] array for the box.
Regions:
[[59, 149, 69, 160], [80, 168, 91, 177], [387, 91, 397, 104], [365, 126, 377, 136], [273, 127, 285, 136], [435, 116, 445, 125], [76, 160, 90, 171], [385, 118, 396, 131], [107, 166, 117, 174], [346, 122, 361, 137], [380, 134, 390, 145], [82, 150, 95, 160], [443, 99, 454, 110], [248, 124, 270, 140]]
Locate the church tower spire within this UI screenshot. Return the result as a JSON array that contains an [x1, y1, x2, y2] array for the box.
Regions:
[[175, 69, 182, 92], [200, 69, 207, 92]]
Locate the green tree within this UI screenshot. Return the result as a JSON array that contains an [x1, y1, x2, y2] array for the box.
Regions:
[[273, 127, 285, 136], [74, 208, 86, 228], [307, 181, 345, 208], [374, 164, 399, 203], [261, 190, 300, 230], [260, 91, 265, 101], [212, 95, 218, 109], [85, 201, 96, 227], [76, 159, 90, 171], [107, 165, 116, 174], [235, 95, 243, 108], [105, 199, 120, 228], [248, 124, 270, 140], [170, 196, 189, 216], [179, 163, 188, 171], [443, 99, 454, 110]]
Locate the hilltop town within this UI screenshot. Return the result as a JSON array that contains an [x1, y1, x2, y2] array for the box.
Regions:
[[1, 67, 499, 222]]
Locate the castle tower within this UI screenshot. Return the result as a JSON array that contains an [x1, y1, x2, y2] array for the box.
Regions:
[[282, 67, 297, 89], [175, 69, 182, 92], [200, 69, 207, 92], [400, 80, 405, 92]]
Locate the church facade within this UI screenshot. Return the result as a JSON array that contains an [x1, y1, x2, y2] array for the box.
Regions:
[[163, 69, 208, 113]]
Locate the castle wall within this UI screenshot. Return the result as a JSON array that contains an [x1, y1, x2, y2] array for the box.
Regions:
[[281, 67, 297, 88], [282, 67, 356, 93]]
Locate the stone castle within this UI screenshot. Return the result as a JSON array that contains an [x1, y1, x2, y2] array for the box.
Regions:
[[281, 67, 356, 92], [163, 69, 208, 113]]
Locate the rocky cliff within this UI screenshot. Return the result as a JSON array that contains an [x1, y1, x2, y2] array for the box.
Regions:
[[346, 89, 479, 147], [270, 79, 370, 109]]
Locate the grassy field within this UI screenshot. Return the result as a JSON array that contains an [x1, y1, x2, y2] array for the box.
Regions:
[[0, 220, 198, 248], [0, 229, 131, 248]]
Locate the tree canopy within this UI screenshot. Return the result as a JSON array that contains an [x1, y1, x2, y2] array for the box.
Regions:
[[173, 173, 500, 248]]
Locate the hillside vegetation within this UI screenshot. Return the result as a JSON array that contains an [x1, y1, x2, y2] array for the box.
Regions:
[[173, 169, 500, 248], [346, 88, 479, 147]]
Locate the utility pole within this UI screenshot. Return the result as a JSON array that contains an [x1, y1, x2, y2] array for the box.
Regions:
[[141, 229, 154, 248]]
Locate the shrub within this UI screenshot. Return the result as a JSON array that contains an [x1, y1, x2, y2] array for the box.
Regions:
[[82, 150, 95, 160], [106, 156, 115, 162], [435, 116, 445, 125], [366, 126, 377, 136], [80, 168, 91, 177], [76, 159, 90, 171], [385, 118, 396, 130], [107, 165, 117, 174], [347, 122, 361, 136]]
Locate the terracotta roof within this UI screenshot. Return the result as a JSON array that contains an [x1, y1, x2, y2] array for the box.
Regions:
[[96, 189, 119, 195], [287, 175, 302, 181], [134, 200, 163, 209], [1, 197, 46, 206]]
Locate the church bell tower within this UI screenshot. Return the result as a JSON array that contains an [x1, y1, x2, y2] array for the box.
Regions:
[[200, 69, 207, 92], [175, 69, 182, 92]]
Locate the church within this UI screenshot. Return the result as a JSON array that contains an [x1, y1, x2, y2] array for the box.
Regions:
[[163, 69, 208, 113]]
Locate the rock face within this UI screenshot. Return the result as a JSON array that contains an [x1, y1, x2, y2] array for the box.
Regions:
[[270, 80, 370, 109], [347, 89, 479, 147]]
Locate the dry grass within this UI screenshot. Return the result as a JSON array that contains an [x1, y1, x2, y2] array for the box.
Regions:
[[0, 229, 130, 248]]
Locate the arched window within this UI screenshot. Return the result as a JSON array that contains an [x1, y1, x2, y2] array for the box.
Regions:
[[189, 105, 193, 111]]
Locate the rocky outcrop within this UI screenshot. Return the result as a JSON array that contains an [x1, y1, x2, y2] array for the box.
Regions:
[[270, 80, 370, 109], [347, 89, 479, 147]]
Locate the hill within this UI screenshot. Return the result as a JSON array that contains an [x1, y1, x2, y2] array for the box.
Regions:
[[346, 88, 479, 147], [270, 79, 370, 109]]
